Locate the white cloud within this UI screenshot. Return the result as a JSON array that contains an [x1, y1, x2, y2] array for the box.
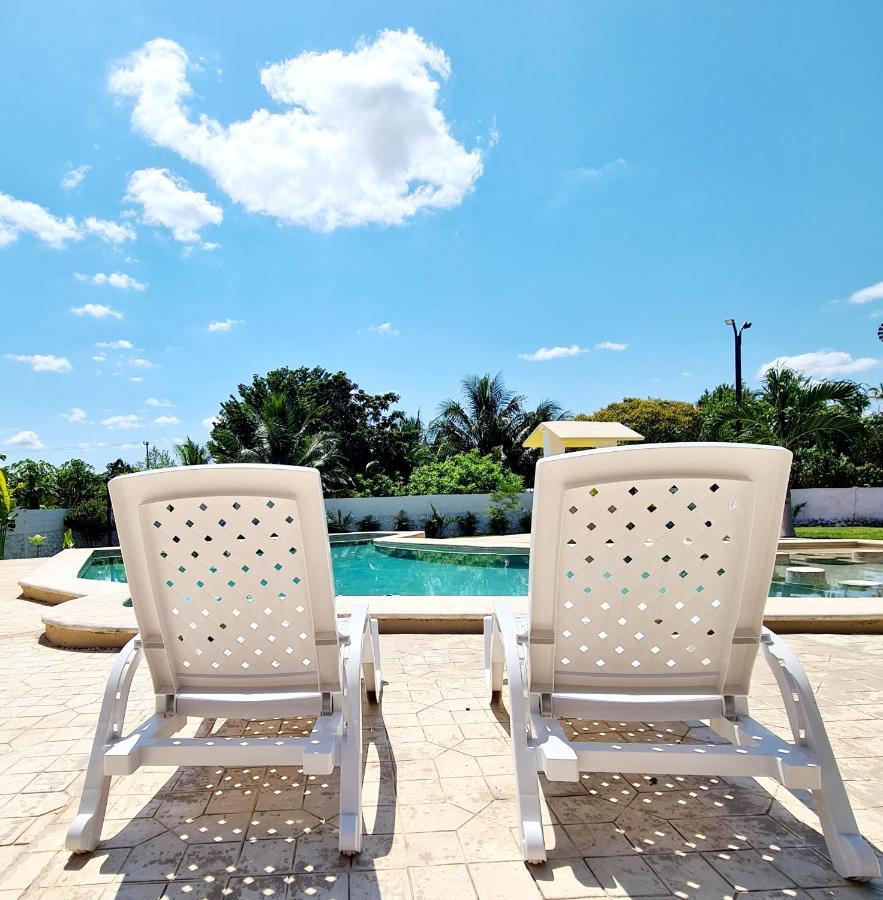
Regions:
[[0, 193, 80, 248], [129, 377, 143, 382], [5, 430, 44, 449], [125, 168, 222, 243], [153, 415, 180, 426], [518, 344, 589, 362], [71, 303, 123, 320], [0, 193, 134, 249], [62, 164, 91, 190], [95, 339, 134, 350], [5, 353, 72, 373], [61, 407, 87, 422], [202, 416, 218, 429], [368, 322, 399, 336], [757, 350, 881, 379], [82, 217, 136, 244], [596, 341, 627, 351], [108, 32, 483, 231], [848, 281, 883, 305], [75, 272, 147, 291], [207, 318, 244, 332], [92, 354, 107, 363], [101, 414, 144, 429], [574, 158, 628, 181], [146, 397, 173, 407], [130, 357, 158, 369], [201, 241, 220, 251]]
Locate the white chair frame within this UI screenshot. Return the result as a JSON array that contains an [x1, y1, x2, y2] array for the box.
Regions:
[[67, 464, 381, 856], [485, 443, 879, 880]]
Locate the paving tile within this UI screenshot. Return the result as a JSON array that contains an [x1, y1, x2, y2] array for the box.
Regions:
[[409, 863, 477, 900], [586, 854, 668, 896], [350, 868, 413, 900], [702, 848, 797, 891], [529, 857, 603, 898], [469, 860, 543, 898], [644, 851, 736, 897]]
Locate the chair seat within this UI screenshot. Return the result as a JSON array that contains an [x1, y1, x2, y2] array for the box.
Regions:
[[550, 691, 725, 722], [175, 690, 326, 718]]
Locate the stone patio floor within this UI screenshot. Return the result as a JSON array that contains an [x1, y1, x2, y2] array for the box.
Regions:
[[0, 558, 881, 898]]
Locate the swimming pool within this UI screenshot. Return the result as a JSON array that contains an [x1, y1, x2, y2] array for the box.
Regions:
[[77, 543, 883, 598], [78, 542, 530, 596]]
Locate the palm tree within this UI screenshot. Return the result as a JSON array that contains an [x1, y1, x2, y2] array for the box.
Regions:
[[428, 373, 566, 482], [209, 392, 349, 491], [175, 437, 211, 466], [705, 367, 866, 536]]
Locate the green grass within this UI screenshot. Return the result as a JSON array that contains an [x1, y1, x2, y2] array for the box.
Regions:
[[794, 526, 883, 540]]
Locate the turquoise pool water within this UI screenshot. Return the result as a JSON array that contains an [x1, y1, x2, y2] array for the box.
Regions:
[[77, 545, 883, 598], [79, 543, 530, 596]]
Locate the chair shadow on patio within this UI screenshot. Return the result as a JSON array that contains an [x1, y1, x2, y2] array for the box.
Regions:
[[60, 684, 398, 899], [488, 700, 881, 897]]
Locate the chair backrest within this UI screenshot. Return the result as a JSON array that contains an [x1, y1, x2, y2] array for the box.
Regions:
[[109, 464, 341, 699], [527, 443, 791, 700]]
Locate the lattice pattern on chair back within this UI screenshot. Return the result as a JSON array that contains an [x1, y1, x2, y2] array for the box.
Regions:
[[527, 444, 791, 699], [110, 465, 341, 697]]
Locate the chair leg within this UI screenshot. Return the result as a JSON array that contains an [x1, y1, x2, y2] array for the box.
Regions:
[[362, 618, 381, 704], [492, 604, 546, 863], [339, 607, 369, 855], [67, 638, 142, 853], [763, 631, 880, 881], [484, 615, 504, 703]]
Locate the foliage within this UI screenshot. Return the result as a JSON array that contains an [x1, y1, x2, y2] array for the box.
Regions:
[[7, 459, 56, 509], [577, 398, 703, 443], [518, 510, 532, 533], [352, 472, 403, 498], [133, 447, 176, 471], [211, 391, 347, 488], [175, 438, 211, 466], [791, 447, 883, 489], [65, 498, 108, 546], [422, 504, 449, 538], [27, 534, 46, 556], [357, 514, 380, 532], [52, 459, 103, 507], [326, 510, 353, 534], [209, 367, 423, 493], [486, 489, 521, 536], [702, 367, 868, 535], [62, 528, 75, 550], [456, 511, 478, 537], [393, 509, 412, 531], [0, 469, 16, 560], [428, 373, 565, 484], [404, 450, 523, 496]]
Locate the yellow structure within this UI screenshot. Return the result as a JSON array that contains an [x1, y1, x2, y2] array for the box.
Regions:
[[522, 420, 644, 456]]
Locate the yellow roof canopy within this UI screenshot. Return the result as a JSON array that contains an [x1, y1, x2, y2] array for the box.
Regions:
[[523, 420, 644, 450]]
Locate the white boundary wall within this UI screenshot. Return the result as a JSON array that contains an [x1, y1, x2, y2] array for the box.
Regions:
[[5, 487, 882, 559], [791, 488, 883, 525], [325, 492, 533, 533]]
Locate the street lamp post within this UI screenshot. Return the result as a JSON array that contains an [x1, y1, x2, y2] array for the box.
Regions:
[[725, 319, 752, 404]]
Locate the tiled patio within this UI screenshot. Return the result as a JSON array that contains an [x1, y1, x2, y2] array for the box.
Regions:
[[0, 559, 881, 898]]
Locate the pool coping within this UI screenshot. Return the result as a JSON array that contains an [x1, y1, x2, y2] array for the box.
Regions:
[[22, 543, 883, 649]]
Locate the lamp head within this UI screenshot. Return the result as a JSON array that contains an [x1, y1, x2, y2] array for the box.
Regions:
[[742, 321, 752, 330], [725, 319, 735, 326]]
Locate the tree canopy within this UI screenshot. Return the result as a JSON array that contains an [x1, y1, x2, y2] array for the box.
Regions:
[[577, 397, 703, 443]]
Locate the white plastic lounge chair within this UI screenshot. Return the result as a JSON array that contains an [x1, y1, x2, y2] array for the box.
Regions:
[[67, 464, 381, 856], [485, 443, 879, 880]]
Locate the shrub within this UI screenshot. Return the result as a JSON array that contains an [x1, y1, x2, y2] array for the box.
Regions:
[[393, 509, 412, 531], [62, 528, 75, 550], [518, 510, 532, 533], [457, 511, 478, 536], [577, 398, 703, 443], [65, 498, 108, 546], [405, 450, 523, 496], [357, 514, 380, 532], [422, 504, 449, 538], [326, 510, 353, 533], [486, 489, 521, 536]]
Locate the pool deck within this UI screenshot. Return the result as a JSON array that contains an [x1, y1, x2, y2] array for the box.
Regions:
[[0, 557, 882, 897]]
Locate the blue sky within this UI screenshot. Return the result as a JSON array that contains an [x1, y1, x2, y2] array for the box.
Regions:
[[3, 1, 883, 466]]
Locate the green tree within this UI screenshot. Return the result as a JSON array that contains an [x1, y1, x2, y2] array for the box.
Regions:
[[404, 450, 524, 496], [210, 392, 349, 489], [577, 398, 702, 443], [52, 459, 103, 507], [0, 469, 16, 560], [6, 460, 56, 509], [703, 367, 867, 535], [428, 373, 565, 484], [175, 437, 211, 466], [209, 367, 423, 491]]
